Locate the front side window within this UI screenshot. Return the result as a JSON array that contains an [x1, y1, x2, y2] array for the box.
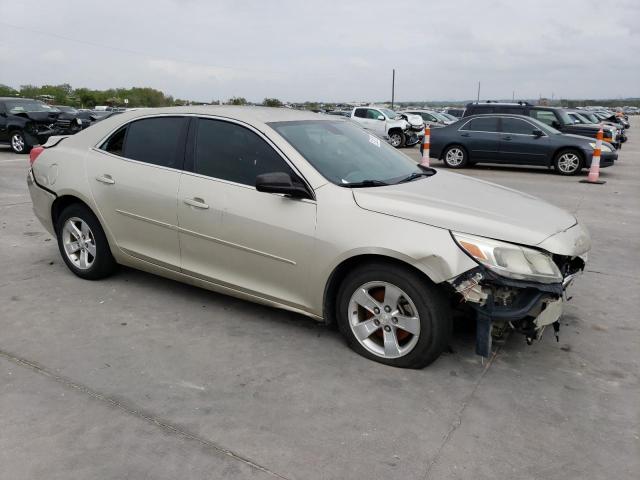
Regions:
[[194, 119, 295, 186], [366, 109, 382, 120], [269, 120, 429, 186], [501, 117, 536, 135], [460, 117, 499, 132], [122, 117, 187, 168]]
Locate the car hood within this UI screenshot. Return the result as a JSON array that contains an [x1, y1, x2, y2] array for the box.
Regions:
[[13, 111, 60, 123], [352, 170, 577, 249]]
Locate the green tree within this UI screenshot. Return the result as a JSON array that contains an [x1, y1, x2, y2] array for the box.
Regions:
[[228, 97, 247, 105], [263, 98, 282, 107], [0, 84, 18, 96]]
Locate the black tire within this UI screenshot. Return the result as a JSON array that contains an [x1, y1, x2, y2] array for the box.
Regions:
[[10, 130, 30, 154], [336, 262, 452, 369], [55, 203, 117, 280], [388, 130, 405, 148], [553, 149, 583, 176], [442, 145, 469, 168]]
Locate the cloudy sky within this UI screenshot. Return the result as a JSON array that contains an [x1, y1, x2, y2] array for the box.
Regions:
[[0, 0, 638, 102]]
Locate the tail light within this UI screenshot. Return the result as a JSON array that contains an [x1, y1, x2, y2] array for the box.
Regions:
[[29, 146, 44, 166]]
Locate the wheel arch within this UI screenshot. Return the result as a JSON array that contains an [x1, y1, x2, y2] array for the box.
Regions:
[[322, 253, 442, 325], [51, 194, 100, 234]]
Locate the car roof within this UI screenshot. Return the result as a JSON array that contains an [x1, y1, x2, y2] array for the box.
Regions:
[[0, 97, 36, 101], [97, 105, 329, 124]]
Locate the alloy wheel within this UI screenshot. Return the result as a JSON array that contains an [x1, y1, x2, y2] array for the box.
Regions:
[[557, 152, 580, 174], [11, 133, 25, 153], [389, 133, 403, 148], [445, 148, 464, 167], [348, 281, 421, 359], [62, 217, 97, 270]]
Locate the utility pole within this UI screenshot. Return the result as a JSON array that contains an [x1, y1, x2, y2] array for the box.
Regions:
[[512, 90, 515, 101], [391, 69, 395, 109], [477, 81, 481, 102]]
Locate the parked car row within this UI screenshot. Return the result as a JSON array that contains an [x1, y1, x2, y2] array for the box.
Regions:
[[0, 97, 123, 153], [349, 106, 423, 148]]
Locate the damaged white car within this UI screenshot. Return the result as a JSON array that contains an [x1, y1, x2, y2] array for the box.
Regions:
[[26, 107, 590, 368]]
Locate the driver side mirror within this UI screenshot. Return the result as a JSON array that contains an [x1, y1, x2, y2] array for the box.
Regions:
[[532, 129, 544, 137], [551, 120, 560, 129], [377, 115, 385, 121], [255, 172, 311, 199]]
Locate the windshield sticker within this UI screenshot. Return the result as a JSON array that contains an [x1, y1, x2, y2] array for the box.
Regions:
[[369, 135, 381, 148]]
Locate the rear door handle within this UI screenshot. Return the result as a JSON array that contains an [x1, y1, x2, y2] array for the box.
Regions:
[[95, 174, 115, 185], [503, 136, 512, 141], [184, 197, 209, 209], [460, 133, 470, 137]]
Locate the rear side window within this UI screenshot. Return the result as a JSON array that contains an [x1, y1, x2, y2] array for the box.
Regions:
[[194, 118, 295, 186], [122, 117, 187, 168], [501, 117, 536, 135], [354, 108, 367, 118], [460, 117, 499, 132], [101, 126, 126, 156]]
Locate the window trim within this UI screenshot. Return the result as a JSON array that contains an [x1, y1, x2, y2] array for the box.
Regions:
[[499, 116, 547, 136], [95, 114, 190, 172], [186, 115, 315, 201], [93, 113, 315, 201], [458, 116, 500, 134]]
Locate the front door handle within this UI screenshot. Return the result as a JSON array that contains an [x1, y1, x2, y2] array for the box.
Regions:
[[460, 133, 470, 137], [95, 174, 115, 185], [503, 136, 512, 141], [184, 197, 209, 209]]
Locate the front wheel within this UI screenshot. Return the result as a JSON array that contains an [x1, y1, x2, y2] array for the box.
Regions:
[[554, 149, 583, 175], [55, 204, 117, 280], [442, 145, 468, 168], [388, 131, 404, 148], [10, 130, 29, 154], [336, 263, 452, 369]]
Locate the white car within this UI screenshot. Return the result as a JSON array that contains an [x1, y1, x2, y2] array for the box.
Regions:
[[402, 109, 455, 127], [26, 106, 591, 368], [351, 106, 422, 147]]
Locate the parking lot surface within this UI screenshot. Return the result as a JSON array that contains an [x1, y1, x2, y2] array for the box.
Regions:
[[1, 126, 639, 480]]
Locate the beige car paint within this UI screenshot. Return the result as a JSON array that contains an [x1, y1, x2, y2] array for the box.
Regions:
[[28, 106, 589, 321]]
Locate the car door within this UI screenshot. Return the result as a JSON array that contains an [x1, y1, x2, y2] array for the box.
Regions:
[[177, 117, 317, 310], [498, 117, 549, 165], [87, 116, 188, 270], [0, 102, 9, 143], [364, 108, 386, 136], [457, 116, 500, 160]]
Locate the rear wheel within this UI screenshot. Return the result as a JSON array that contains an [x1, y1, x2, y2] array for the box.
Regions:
[[55, 204, 117, 280], [10, 130, 29, 154], [554, 149, 583, 175], [443, 145, 468, 168], [336, 263, 451, 369]]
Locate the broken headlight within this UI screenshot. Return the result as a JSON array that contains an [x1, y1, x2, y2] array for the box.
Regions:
[[452, 232, 562, 284]]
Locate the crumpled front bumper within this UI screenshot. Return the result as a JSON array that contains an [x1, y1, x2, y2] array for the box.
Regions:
[[449, 223, 590, 357]]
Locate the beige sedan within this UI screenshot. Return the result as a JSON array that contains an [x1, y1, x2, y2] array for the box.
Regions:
[[26, 107, 590, 368]]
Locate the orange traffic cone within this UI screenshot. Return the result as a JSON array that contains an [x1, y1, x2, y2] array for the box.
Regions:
[[420, 125, 430, 167], [580, 127, 606, 184]]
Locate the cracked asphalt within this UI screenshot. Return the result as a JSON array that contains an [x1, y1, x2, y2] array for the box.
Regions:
[[1, 124, 639, 480]]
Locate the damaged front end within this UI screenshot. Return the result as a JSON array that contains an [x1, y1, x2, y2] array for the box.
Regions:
[[448, 229, 589, 357]]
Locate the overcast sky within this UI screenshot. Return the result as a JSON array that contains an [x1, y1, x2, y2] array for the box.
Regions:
[[1, 0, 638, 103]]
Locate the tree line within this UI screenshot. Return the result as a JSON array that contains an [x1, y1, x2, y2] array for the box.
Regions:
[[0, 83, 290, 109]]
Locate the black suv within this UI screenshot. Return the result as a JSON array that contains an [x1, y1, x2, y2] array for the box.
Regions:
[[463, 102, 620, 148], [0, 98, 82, 154]]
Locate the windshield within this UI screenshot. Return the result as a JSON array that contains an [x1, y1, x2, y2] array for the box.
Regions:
[[5, 100, 55, 114], [432, 112, 451, 122], [269, 120, 429, 186], [571, 112, 591, 124], [557, 109, 575, 124], [54, 106, 78, 113], [441, 113, 457, 121], [379, 108, 400, 119]]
